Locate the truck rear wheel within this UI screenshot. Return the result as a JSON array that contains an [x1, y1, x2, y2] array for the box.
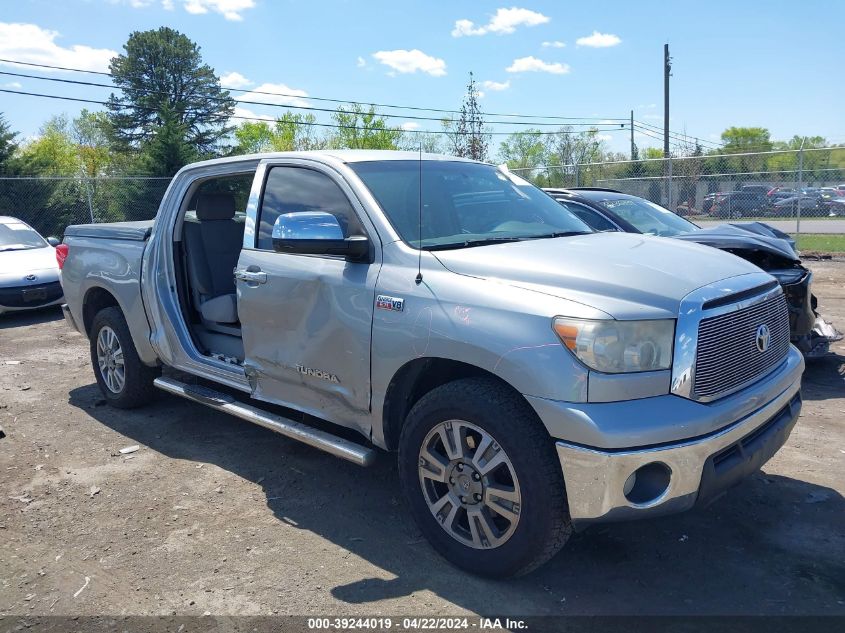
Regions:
[[398, 377, 571, 577], [90, 306, 158, 409]]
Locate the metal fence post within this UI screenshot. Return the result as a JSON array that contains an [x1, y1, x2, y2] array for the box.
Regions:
[[796, 138, 805, 238], [667, 155, 673, 210], [83, 175, 95, 223]]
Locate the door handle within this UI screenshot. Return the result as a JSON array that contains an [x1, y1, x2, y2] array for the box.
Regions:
[[234, 269, 267, 284]]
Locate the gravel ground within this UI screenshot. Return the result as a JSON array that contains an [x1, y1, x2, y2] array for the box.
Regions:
[[1, 262, 843, 617]]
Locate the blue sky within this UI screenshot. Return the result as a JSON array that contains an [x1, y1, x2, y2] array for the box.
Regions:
[[1, 0, 844, 155]]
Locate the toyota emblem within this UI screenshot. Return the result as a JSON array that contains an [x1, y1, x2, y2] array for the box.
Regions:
[[755, 324, 771, 353]]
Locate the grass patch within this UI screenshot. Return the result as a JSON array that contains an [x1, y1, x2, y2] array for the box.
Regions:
[[797, 234, 845, 254]]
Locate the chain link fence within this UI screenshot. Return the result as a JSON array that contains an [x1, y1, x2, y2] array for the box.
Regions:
[[513, 147, 845, 234], [0, 176, 171, 238], [2, 148, 844, 240]]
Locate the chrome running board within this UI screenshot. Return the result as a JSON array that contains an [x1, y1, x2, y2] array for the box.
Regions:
[[153, 376, 376, 467]]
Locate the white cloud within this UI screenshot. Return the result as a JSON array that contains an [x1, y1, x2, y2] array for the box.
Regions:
[[506, 56, 570, 75], [220, 71, 251, 88], [642, 114, 663, 121], [117, 0, 255, 20], [236, 82, 309, 108], [356, 56, 367, 68], [183, 0, 255, 20], [597, 134, 613, 142], [482, 79, 510, 91], [575, 31, 622, 48], [233, 106, 273, 122], [1, 81, 23, 89], [372, 49, 446, 76], [0, 22, 117, 72], [400, 122, 421, 131], [542, 40, 566, 48], [452, 7, 549, 37]]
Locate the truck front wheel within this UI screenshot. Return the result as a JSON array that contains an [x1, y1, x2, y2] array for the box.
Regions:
[[398, 377, 572, 577], [89, 307, 158, 409]]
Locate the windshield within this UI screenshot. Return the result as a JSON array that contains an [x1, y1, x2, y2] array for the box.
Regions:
[[598, 197, 698, 237], [0, 221, 48, 251], [350, 160, 591, 249]]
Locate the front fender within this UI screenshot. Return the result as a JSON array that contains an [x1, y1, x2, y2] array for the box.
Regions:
[[370, 258, 593, 447]]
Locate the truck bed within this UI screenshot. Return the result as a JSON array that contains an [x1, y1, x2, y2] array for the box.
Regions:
[[64, 220, 154, 242]]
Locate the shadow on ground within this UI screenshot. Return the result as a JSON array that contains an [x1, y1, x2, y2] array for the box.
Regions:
[[0, 306, 63, 330], [67, 381, 845, 616], [802, 353, 845, 401]]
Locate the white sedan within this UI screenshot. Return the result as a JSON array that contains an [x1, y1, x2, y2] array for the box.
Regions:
[[0, 216, 64, 316]]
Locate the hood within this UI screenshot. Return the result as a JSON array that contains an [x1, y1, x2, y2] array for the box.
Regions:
[[432, 232, 762, 319], [0, 246, 60, 286], [674, 221, 799, 262]]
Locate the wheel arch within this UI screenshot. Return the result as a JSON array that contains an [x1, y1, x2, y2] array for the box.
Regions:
[[82, 286, 121, 336], [381, 357, 544, 452]]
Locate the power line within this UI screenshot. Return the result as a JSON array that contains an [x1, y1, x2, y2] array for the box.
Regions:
[[0, 88, 630, 137], [0, 69, 621, 129], [0, 57, 628, 123], [633, 119, 722, 148]]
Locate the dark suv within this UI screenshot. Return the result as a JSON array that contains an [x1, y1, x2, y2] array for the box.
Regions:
[[705, 185, 770, 218]]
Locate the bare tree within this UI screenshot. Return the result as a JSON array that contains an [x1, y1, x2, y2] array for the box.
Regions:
[[444, 72, 491, 161]]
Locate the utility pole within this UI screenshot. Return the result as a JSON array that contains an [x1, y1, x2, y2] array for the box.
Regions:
[[663, 44, 671, 158], [630, 109, 635, 160]]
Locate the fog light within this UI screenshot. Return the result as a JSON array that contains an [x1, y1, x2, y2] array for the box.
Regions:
[[623, 462, 671, 505]]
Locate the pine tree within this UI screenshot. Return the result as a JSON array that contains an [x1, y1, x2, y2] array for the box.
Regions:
[[107, 27, 234, 168], [0, 113, 18, 174]]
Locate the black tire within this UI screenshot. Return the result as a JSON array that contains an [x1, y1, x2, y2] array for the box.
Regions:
[[398, 377, 571, 577], [89, 306, 158, 409]]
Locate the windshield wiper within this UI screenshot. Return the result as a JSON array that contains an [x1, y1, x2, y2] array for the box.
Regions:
[[423, 236, 528, 251], [529, 231, 592, 240]]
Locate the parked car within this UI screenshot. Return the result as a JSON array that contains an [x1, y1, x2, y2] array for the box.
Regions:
[[772, 195, 823, 214], [0, 216, 65, 316], [706, 189, 767, 218], [544, 188, 842, 358], [60, 151, 805, 577], [823, 197, 845, 216]]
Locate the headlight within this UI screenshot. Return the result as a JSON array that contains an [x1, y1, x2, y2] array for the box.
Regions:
[[553, 317, 675, 373]]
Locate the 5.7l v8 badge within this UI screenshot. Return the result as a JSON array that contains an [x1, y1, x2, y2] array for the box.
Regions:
[[376, 295, 405, 312]]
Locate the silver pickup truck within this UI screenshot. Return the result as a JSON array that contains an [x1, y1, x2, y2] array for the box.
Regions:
[[60, 150, 804, 577]]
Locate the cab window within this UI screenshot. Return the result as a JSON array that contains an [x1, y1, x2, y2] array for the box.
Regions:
[[257, 166, 363, 250]]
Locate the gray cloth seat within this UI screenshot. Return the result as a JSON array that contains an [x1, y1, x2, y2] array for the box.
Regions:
[[182, 193, 244, 325]]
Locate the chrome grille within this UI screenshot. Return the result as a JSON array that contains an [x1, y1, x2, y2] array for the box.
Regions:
[[693, 293, 790, 400]]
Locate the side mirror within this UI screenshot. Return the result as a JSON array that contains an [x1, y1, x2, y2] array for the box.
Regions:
[[47, 237, 60, 247], [272, 212, 370, 262]]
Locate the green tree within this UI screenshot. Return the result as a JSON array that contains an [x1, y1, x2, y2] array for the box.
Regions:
[[329, 104, 402, 149], [233, 121, 275, 154], [138, 107, 198, 176], [17, 115, 81, 175], [0, 113, 18, 174], [233, 113, 327, 154], [107, 27, 234, 163], [399, 132, 443, 154], [499, 129, 546, 171], [720, 127, 773, 153]]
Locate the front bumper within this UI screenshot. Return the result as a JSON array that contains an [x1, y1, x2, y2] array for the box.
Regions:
[[0, 280, 64, 315], [542, 347, 804, 524]]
